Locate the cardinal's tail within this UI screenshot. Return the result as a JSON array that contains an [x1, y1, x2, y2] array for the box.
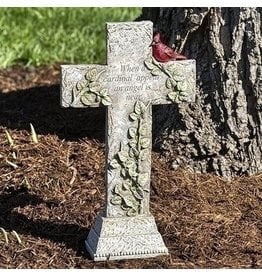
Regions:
[[176, 53, 187, 60]]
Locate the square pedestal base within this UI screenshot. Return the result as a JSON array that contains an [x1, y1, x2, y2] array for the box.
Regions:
[[85, 213, 168, 261]]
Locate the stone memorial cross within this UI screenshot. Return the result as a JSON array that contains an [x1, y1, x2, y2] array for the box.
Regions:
[[61, 21, 196, 261]]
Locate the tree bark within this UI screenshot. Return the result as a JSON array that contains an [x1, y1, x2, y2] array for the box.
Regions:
[[139, 7, 262, 179]]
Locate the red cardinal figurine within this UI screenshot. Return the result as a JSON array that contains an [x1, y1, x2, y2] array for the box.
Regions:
[[150, 32, 187, 62]]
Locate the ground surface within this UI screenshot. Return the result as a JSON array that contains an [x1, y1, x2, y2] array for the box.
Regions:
[[0, 65, 261, 268]]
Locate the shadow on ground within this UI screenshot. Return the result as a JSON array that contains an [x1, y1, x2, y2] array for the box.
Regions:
[[0, 85, 106, 142], [0, 84, 175, 150], [0, 189, 90, 258]]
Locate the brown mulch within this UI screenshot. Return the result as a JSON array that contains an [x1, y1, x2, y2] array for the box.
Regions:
[[0, 65, 261, 268]]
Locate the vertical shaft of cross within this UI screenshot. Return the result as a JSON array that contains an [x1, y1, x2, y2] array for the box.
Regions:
[[102, 22, 155, 218], [105, 102, 152, 217]]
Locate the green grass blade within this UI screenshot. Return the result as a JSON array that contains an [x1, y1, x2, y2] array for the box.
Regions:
[[11, 230, 22, 244], [30, 123, 38, 144], [0, 227, 9, 244], [5, 130, 14, 147]]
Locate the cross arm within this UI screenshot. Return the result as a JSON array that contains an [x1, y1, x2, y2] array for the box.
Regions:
[[61, 64, 109, 108], [145, 58, 196, 105]]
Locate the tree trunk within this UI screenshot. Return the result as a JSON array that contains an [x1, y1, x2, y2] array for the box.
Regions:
[[139, 7, 262, 179]]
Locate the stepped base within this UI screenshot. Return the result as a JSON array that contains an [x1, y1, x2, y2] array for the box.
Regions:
[[85, 213, 168, 261]]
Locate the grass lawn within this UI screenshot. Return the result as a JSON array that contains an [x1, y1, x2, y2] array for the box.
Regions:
[[0, 7, 141, 68]]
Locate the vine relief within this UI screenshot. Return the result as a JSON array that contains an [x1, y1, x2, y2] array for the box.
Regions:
[[144, 56, 189, 102], [72, 68, 112, 106], [109, 101, 151, 217]]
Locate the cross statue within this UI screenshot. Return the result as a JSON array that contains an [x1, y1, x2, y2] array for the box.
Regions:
[[61, 21, 196, 261]]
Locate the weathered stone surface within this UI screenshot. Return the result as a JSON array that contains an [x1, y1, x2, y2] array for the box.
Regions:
[[85, 213, 168, 261], [61, 21, 196, 261]]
